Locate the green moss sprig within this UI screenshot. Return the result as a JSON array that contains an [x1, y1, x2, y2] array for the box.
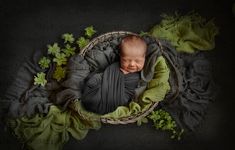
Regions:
[[76, 37, 90, 49], [62, 44, 76, 57], [34, 72, 47, 86], [53, 53, 67, 66], [47, 43, 60, 56], [38, 57, 51, 69], [85, 26, 96, 38], [52, 66, 67, 82], [62, 33, 75, 44], [147, 109, 184, 140]]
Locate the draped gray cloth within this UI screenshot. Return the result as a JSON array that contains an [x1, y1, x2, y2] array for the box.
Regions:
[[81, 62, 141, 114], [157, 40, 218, 131], [1, 51, 52, 118]]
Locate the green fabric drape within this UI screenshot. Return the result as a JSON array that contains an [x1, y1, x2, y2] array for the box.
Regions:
[[149, 12, 219, 53], [7, 105, 101, 150]]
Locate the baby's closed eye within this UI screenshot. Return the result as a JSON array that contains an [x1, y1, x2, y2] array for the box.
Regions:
[[135, 59, 143, 63]]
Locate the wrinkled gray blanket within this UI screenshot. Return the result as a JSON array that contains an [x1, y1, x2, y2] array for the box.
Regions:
[[158, 40, 217, 131], [1, 35, 217, 131]]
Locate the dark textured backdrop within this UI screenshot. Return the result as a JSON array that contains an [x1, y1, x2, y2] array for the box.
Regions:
[[0, 0, 234, 150]]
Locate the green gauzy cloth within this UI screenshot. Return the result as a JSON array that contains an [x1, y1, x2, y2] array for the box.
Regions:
[[7, 105, 101, 150], [149, 12, 219, 53]]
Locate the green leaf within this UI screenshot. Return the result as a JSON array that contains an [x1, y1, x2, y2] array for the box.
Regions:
[[62, 33, 75, 44], [53, 66, 66, 82], [47, 43, 60, 56], [76, 37, 90, 49], [38, 57, 51, 69], [53, 53, 67, 66], [34, 72, 47, 86], [85, 26, 96, 38], [62, 44, 76, 57]]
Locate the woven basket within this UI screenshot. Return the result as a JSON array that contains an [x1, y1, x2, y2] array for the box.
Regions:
[[74, 31, 180, 125]]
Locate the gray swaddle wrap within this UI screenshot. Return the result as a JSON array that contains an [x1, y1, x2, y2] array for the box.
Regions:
[[81, 62, 140, 114]]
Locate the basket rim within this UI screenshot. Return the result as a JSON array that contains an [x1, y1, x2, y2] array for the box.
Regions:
[[75, 31, 169, 125]]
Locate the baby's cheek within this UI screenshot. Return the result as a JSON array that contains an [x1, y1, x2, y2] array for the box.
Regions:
[[120, 61, 125, 67], [121, 62, 128, 70], [137, 63, 144, 70]]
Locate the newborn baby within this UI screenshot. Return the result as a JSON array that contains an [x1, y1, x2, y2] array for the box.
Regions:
[[81, 35, 147, 114], [119, 35, 147, 74]]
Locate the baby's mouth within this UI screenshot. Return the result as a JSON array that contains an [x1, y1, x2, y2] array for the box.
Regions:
[[128, 68, 137, 71]]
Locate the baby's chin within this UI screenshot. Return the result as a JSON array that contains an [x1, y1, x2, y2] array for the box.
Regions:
[[120, 68, 140, 74]]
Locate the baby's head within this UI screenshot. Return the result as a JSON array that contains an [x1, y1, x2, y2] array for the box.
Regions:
[[119, 35, 147, 74]]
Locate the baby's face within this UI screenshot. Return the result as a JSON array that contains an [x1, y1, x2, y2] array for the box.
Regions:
[[120, 44, 146, 74]]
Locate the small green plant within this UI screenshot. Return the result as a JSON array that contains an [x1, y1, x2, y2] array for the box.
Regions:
[[62, 44, 76, 57], [62, 33, 75, 44], [47, 43, 60, 56], [34, 72, 47, 86], [38, 57, 51, 69], [148, 109, 184, 140], [53, 66, 67, 82], [53, 53, 67, 66], [76, 37, 90, 49], [85, 26, 96, 38]]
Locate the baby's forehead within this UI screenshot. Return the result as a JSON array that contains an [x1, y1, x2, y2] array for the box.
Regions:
[[120, 35, 147, 55], [121, 36, 146, 47], [120, 47, 146, 58]]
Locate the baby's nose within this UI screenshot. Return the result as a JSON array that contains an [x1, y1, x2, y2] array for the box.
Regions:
[[129, 61, 135, 66]]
